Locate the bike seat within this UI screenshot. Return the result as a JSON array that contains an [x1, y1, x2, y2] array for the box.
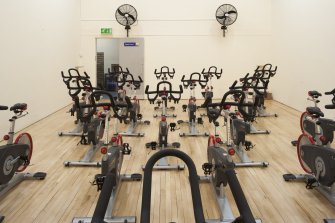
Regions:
[[306, 107, 324, 118], [10, 103, 27, 112], [308, 91, 322, 98]]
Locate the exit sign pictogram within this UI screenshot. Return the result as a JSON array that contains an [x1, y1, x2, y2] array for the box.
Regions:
[[101, 28, 112, 34]]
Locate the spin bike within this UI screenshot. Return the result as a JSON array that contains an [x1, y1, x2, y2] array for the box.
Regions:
[[253, 64, 278, 117], [206, 90, 269, 168], [283, 89, 335, 209], [230, 73, 271, 134], [199, 66, 223, 109], [146, 80, 183, 118], [104, 65, 130, 94], [139, 148, 260, 223], [144, 82, 184, 170], [0, 104, 46, 198], [151, 66, 178, 118], [118, 72, 150, 137], [72, 92, 142, 223], [291, 90, 323, 146], [59, 68, 98, 137], [64, 89, 131, 167], [178, 72, 209, 137], [292, 90, 335, 147]]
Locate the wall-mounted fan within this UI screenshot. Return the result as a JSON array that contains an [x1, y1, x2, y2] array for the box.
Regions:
[[115, 4, 137, 37], [216, 4, 238, 37]]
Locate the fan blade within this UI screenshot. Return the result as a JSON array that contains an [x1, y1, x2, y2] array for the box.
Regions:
[[128, 13, 136, 22], [227, 10, 237, 14], [117, 8, 126, 17], [216, 15, 226, 20]]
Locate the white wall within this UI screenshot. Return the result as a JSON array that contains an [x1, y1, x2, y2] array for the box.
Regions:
[[80, 0, 272, 99], [0, 1, 81, 136], [271, 0, 335, 117], [8, 1, 331, 136]]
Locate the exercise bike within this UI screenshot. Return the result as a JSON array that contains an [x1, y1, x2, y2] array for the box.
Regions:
[[64, 89, 131, 167], [104, 65, 130, 96], [139, 148, 260, 223], [283, 89, 335, 211], [206, 90, 269, 168], [144, 81, 184, 170], [253, 64, 278, 118], [144, 114, 185, 171], [291, 90, 322, 146], [118, 72, 150, 137], [292, 90, 335, 147], [59, 68, 99, 137], [150, 66, 179, 118], [199, 66, 223, 108], [72, 94, 141, 223], [230, 73, 271, 134], [178, 72, 209, 137], [0, 103, 46, 198]]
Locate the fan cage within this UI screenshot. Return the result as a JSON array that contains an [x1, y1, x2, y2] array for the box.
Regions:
[[216, 4, 237, 27], [115, 4, 137, 27]]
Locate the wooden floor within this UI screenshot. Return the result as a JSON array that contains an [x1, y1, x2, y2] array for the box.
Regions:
[[1, 100, 335, 223]]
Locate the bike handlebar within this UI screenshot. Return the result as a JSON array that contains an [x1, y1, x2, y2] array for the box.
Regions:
[[224, 168, 257, 223], [181, 72, 208, 89], [254, 63, 277, 79], [201, 66, 222, 79], [325, 88, 335, 109], [0, 105, 8, 110], [107, 65, 130, 76], [325, 104, 335, 109], [325, 89, 335, 95], [207, 89, 251, 122], [75, 90, 130, 122], [141, 149, 205, 223], [61, 68, 90, 85], [230, 73, 268, 95], [145, 81, 183, 104], [123, 73, 143, 89], [154, 66, 175, 80]]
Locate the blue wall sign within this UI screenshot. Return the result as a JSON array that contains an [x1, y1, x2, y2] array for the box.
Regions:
[[124, 42, 138, 47]]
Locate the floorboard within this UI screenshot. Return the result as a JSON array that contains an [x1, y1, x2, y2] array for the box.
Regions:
[[0, 99, 334, 223]]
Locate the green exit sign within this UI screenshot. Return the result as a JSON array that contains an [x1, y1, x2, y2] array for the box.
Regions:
[[101, 28, 112, 34]]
